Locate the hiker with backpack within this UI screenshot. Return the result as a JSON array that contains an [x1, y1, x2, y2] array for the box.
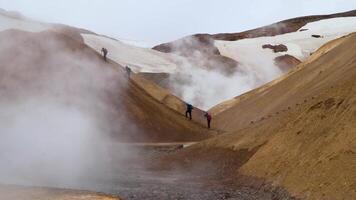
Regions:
[[101, 47, 108, 62], [185, 103, 193, 120], [125, 66, 132, 78]]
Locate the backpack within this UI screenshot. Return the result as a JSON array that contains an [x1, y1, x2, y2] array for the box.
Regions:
[[187, 104, 193, 110]]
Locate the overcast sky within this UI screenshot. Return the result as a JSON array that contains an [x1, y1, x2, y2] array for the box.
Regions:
[[0, 0, 355, 45]]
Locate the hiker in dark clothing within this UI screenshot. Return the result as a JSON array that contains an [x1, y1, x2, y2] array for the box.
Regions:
[[101, 48, 108, 62], [125, 66, 132, 78], [185, 103, 193, 120], [204, 112, 212, 129]]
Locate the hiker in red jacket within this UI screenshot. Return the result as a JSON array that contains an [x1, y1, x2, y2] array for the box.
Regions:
[[204, 112, 212, 129]]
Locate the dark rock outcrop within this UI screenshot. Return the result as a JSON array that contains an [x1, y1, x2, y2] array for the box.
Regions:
[[153, 34, 219, 56], [262, 44, 288, 53], [311, 34, 322, 38]]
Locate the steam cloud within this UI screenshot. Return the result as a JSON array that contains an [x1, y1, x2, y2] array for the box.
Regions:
[[166, 37, 283, 110], [0, 29, 134, 190]]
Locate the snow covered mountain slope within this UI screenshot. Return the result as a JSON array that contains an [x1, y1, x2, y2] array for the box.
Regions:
[[80, 33, 243, 109], [215, 17, 356, 69], [151, 10, 356, 109], [82, 33, 179, 73]]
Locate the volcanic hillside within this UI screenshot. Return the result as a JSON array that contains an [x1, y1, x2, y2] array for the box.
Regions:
[[5, 9, 354, 110], [0, 29, 214, 142], [0, 11, 217, 199], [173, 33, 356, 200], [154, 10, 356, 66]]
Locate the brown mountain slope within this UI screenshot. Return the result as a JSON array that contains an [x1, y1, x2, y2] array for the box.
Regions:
[[0, 29, 213, 143], [274, 54, 301, 72], [209, 34, 351, 131], [182, 33, 356, 199], [131, 73, 216, 129]]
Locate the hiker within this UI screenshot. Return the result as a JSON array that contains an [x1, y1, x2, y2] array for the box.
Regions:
[[185, 103, 193, 120], [101, 48, 108, 62], [125, 66, 132, 78], [204, 112, 212, 129]]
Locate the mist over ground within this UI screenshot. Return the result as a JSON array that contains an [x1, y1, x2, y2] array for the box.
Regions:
[[0, 29, 137, 189]]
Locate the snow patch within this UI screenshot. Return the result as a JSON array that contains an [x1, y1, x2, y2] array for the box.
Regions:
[[215, 17, 356, 63], [82, 33, 178, 73]]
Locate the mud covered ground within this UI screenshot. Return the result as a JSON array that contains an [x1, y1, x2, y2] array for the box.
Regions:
[[105, 170, 295, 200], [72, 143, 296, 200]]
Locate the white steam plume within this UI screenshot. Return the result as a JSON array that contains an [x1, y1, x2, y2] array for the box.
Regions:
[[167, 37, 282, 110], [0, 30, 135, 190]]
